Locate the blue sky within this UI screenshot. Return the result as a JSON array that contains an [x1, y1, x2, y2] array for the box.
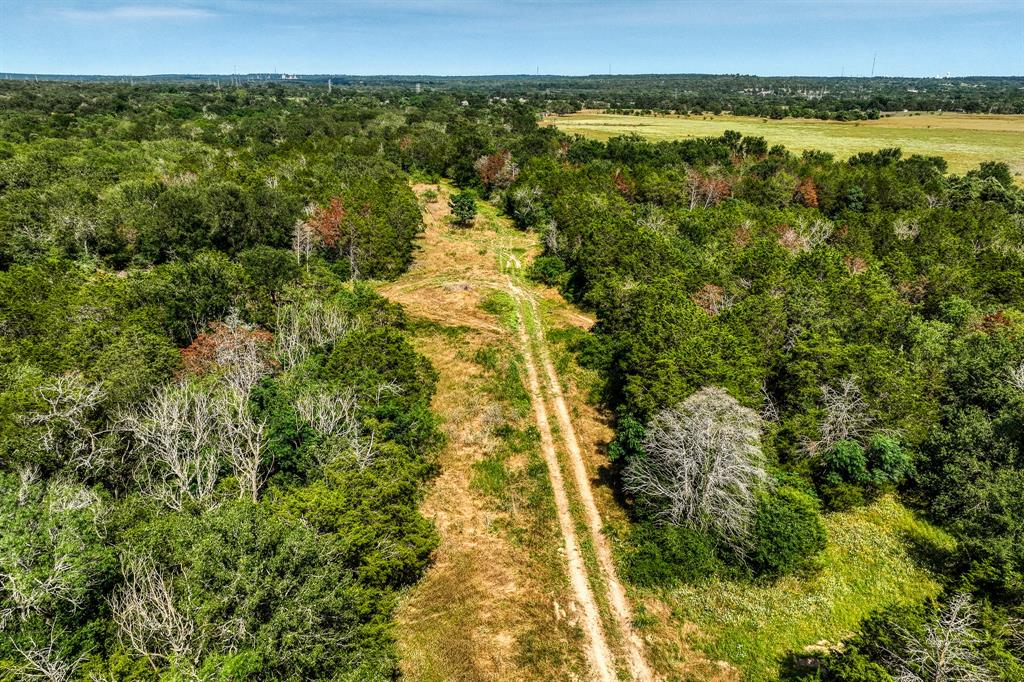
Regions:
[[1, 1, 1021, 76]]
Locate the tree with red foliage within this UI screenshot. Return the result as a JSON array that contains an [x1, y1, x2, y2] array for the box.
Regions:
[[474, 150, 518, 191], [795, 177, 819, 208], [308, 197, 346, 248]]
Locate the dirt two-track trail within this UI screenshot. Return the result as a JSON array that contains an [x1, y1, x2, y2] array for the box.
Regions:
[[381, 184, 654, 681]]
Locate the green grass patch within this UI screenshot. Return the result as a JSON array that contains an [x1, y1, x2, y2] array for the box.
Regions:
[[479, 290, 519, 329], [408, 316, 471, 339], [473, 344, 531, 417], [657, 495, 951, 681]]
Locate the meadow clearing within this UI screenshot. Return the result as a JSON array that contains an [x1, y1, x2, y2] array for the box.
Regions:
[[547, 111, 1024, 177]]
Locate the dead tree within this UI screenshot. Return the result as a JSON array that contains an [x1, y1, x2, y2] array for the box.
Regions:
[[294, 384, 394, 469], [795, 216, 835, 249], [624, 386, 767, 546], [118, 382, 219, 511], [24, 372, 108, 476], [886, 593, 994, 682], [12, 625, 85, 682], [216, 390, 268, 502], [274, 300, 358, 370], [1006, 360, 1024, 392], [804, 376, 873, 455], [111, 555, 197, 670]]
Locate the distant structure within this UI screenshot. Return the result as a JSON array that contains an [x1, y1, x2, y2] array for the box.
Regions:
[[328, 78, 332, 93], [415, 83, 421, 93]]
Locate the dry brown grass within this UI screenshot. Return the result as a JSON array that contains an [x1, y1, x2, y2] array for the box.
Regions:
[[388, 184, 586, 681]]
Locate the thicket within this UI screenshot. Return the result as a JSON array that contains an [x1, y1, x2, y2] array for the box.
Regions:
[[496, 121, 1024, 671], [0, 81, 463, 680]]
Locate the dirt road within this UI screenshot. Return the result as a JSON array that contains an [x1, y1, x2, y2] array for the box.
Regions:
[[385, 184, 653, 680]]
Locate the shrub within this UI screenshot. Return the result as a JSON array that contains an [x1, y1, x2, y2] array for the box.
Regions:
[[527, 254, 568, 288], [865, 434, 913, 487], [448, 190, 477, 227], [621, 522, 723, 586], [748, 486, 827, 578], [821, 439, 870, 486]]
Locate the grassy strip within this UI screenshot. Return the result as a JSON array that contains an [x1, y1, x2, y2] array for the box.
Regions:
[[656, 496, 951, 680]]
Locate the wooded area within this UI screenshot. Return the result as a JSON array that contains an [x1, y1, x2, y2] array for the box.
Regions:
[[1, 78, 1023, 679]]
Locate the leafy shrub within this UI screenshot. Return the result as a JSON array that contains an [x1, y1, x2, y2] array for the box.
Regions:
[[448, 190, 477, 227], [865, 434, 913, 487], [818, 436, 913, 510], [747, 486, 827, 578], [621, 522, 723, 586], [527, 254, 568, 288]]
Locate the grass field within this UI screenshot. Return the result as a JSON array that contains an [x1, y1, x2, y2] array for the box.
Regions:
[[547, 111, 1024, 177], [649, 495, 952, 681]]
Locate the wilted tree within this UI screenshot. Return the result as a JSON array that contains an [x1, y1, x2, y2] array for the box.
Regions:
[[23, 372, 109, 476], [274, 299, 359, 370], [118, 382, 220, 511], [886, 593, 994, 682], [1006, 360, 1024, 392], [624, 386, 767, 546], [294, 382, 399, 469], [111, 554, 198, 671], [12, 627, 85, 682], [805, 376, 873, 455]]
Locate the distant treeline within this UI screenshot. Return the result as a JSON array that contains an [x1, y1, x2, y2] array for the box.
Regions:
[[3, 73, 1022, 119]]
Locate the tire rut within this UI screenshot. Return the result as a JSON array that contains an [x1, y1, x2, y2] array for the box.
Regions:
[[511, 282, 653, 682], [513, 295, 617, 682]]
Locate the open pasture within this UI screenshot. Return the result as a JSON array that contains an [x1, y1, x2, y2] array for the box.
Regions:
[[548, 111, 1024, 177]]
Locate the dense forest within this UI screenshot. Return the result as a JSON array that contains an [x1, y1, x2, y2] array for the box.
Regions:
[[1, 79, 1023, 679]]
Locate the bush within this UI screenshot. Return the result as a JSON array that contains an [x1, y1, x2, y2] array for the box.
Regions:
[[865, 434, 913, 487], [622, 522, 723, 586], [748, 486, 827, 578], [448, 190, 477, 227], [822, 440, 870, 486], [527, 254, 568, 288], [818, 436, 912, 509]]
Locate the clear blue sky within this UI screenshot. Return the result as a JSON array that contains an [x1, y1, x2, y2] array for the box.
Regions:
[[1, 1, 1021, 77]]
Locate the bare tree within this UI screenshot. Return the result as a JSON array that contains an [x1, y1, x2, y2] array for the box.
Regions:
[[893, 216, 921, 241], [118, 382, 219, 511], [274, 299, 358, 370], [795, 216, 835, 249], [804, 376, 873, 455], [12, 625, 86, 682], [23, 372, 109, 476], [292, 204, 317, 264], [293, 383, 397, 469], [1005, 360, 1024, 393], [216, 391, 268, 502], [624, 386, 767, 546], [886, 593, 994, 682], [111, 555, 197, 670]]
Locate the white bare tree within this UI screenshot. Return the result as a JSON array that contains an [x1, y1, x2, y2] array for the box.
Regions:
[[118, 382, 220, 511], [274, 300, 358, 370], [893, 216, 921, 241], [111, 555, 198, 670], [886, 593, 994, 682], [23, 372, 109, 476], [624, 386, 768, 546], [794, 216, 835, 249], [1005, 360, 1024, 393], [216, 390, 268, 502], [804, 376, 873, 455], [293, 382, 399, 469], [12, 626, 86, 682]]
